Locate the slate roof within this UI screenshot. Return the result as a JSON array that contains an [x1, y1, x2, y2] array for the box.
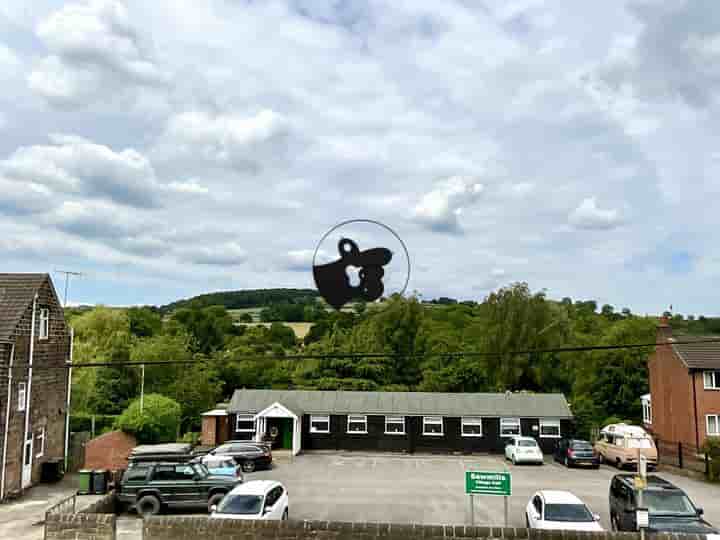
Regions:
[[671, 335, 720, 370], [0, 274, 50, 343], [228, 389, 573, 418]]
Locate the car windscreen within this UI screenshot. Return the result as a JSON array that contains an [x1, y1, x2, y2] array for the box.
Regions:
[[627, 438, 652, 449], [645, 492, 696, 516], [571, 442, 593, 451], [544, 503, 594, 522], [519, 440, 537, 447], [204, 457, 234, 468], [216, 494, 263, 515]]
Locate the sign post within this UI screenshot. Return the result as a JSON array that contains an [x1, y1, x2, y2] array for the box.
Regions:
[[636, 450, 648, 540], [465, 471, 512, 527]]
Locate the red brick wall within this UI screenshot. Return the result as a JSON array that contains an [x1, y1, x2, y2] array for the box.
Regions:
[[84, 431, 137, 471], [695, 371, 720, 445], [201, 417, 217, 446], [0, 277, 70, 498], [647, 327, 697, 447]]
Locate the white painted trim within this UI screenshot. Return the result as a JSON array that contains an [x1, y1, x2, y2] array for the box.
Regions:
[[539, 418, 561, 438], [384, 416, 405, 435], [309, 415, 330, 434], [707, 414, 720, 437], [1, 343, 15, 500], [347, 414, 368, 434], [253, 402, 298, 420], [22, 294, 38, 490], [461, 417, 483, 438], [64, 328, 73, 473], [422, 416, 444, 436]]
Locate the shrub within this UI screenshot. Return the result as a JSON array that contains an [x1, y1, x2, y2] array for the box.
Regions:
[[179, 432, 200, 445], [702, 437, 720, 482], [115, 394, 181, 444]]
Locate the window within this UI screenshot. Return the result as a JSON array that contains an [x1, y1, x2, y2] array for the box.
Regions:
[[17, 382, 26, 412], [539, 419, 561, 438], [35, 427, 45, 458], [310, 415, 330, 434], [614, 435, 625, 447], [236, 415, 255, 433], [347, 415, 367, 433], [461, 417, 483, 437], [265, 486, 284, 507], [532, 495, 543, 516], [704, 371, 720, 390], [153, 464, 196, 481], [39, 308, 49, 340], [707, 414, 720, 436], [500, 417, 520, 437], [123, 465, 150, 482], [384, 416, 405, 434], [422, 416, 443, 436], [642, 400, 652, 424]]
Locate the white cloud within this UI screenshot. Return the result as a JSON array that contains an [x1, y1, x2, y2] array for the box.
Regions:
[[1, 134, 161, 208], [28, 0, 169, 107], [166, 180, 209, 195], [412, 176, 483, 233], [284, 249, 332, 271], [177, 242, 248, 266], [569, 197, 622, 230]]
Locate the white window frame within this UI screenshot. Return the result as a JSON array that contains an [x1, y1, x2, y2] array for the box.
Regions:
[[461, 417, 483, 437], [384, 416, 405, 435], [39, 308, 49, 340], [704, 371, 720, 390], [310, 415, 330, 434], [17, 382, 26, 412], [422, 416, 444, 436], [500, 417, 521, 437], [35, 427, 45, 458], [539, 418, 561, 438], [642, 401, 652, 424], [347, 415, 367, 434], [707, 414, 720, 436], [235, 415, 255, 433]]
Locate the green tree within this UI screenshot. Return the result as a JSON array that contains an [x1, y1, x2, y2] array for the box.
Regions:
[[128, 307, 162, 338], [116, 394, 182, 443]]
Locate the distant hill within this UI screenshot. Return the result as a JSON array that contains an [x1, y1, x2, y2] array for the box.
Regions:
[[160, 288, 320, 313]]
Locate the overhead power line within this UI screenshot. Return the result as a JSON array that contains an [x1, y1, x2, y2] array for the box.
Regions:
[[9, 337, 720, 370]]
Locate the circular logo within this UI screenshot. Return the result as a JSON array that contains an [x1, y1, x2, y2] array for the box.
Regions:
[[312, 219, 410, 310]]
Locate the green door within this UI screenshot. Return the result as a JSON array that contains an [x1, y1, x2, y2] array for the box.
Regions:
[[282, 419, 293, 449]]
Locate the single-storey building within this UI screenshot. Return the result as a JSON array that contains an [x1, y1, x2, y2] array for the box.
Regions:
[[203, 389, 573, 456]]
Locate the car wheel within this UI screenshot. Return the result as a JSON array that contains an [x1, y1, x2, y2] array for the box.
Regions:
[[564, 456, 570, 468], [242, 460, 256, 473], [283, 508, 289, 521], [525, 514, 530, 528], [136, 495, 161, 517], [511, 455, 517, 465], [610, 514, 618, 531], [208, 493, 226, 513]]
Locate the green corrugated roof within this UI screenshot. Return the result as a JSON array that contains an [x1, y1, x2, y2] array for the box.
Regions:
[[228, 389, 572, 418]]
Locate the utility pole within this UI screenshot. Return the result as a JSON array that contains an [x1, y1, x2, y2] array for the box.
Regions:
[[55, 270, 83, 307]]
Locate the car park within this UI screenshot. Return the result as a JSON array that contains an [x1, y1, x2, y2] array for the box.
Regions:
[[595, 424, 657, 470], [210, 480, 289, 521], [553, 439, 599, 468], [525, 490, 603, 531], [505, 436, 544, 465], [207, 441, 273, 472], [118, 460, 240, 516], [609, 474, 718, 534]]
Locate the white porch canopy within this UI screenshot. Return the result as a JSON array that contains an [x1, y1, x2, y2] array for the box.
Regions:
[[253, 401, 301, 456]]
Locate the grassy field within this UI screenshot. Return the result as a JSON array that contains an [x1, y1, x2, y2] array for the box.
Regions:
[[235, 322, 314, 339]]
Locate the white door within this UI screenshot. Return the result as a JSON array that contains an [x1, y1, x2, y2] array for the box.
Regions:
[[22, 433, 33, 488]]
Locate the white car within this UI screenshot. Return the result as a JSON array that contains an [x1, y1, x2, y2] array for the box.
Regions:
[[525, 490, 603, 531], [505, 436, 544, 465], [210, 480, 289, 521]]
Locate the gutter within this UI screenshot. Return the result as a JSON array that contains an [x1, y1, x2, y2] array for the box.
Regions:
[[692, 369, 700, 449], [63, 328, 74, 473], [1, 343, 15, 500], [21, 293, 38, 489]]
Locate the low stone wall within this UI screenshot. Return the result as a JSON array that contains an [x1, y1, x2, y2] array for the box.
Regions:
[[44, 513, 116, 540], [78, 492, 118, 514]]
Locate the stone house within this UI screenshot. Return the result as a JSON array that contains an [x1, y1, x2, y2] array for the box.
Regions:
[[0, 274, 71, 499]]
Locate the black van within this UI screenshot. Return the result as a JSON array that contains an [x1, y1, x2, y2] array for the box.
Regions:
[[609, 474, 718, 534]]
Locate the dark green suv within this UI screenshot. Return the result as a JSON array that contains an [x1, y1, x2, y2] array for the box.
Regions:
[[118, 461, 240, 516]]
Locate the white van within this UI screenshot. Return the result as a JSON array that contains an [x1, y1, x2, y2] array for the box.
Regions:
[[594, 423, 657, 470]]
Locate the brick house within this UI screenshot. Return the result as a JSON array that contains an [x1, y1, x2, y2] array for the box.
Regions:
[[646, 318, 720, 450], [0, 274, 71, 500]]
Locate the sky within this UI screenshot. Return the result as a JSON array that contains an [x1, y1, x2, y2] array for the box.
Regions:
[[1, 0, 719, 314]]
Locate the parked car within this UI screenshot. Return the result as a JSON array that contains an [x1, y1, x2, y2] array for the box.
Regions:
[[208, 441, 272, 473], [118, 460, 240, 516], [609, 474, 718, 534], [505, 436, 544, 465], [525, 490, 603, 531], [554, 439, 600, 469], [595, 424, 657, 470], [210, 480, 289, 521], [191, 455, 244, 479]]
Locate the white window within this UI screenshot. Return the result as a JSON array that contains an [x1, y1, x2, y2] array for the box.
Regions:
[[310, 415, 330, 434], [704, 371, 720, 390], [347, 415, 367, 434], [539, 419, 561, 438], [500, 417, 521, 437], [461, 417, 483, 437], [384, 416, 405, 435], [707, 415, 720, 436], [39, 308, 49, 340], [422, 416, 443, 436], [235, 415, 255, 433], [17, 382, 26, 412], [642, 401, 652, 424], [35, 427, 45, 458]]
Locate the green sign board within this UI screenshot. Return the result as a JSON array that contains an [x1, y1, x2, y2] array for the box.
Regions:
[[465, 471, 511, 496]]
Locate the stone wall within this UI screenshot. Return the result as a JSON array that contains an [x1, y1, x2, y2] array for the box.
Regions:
[[44, 513, 115, 540], [78, 492, 118, 515]]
